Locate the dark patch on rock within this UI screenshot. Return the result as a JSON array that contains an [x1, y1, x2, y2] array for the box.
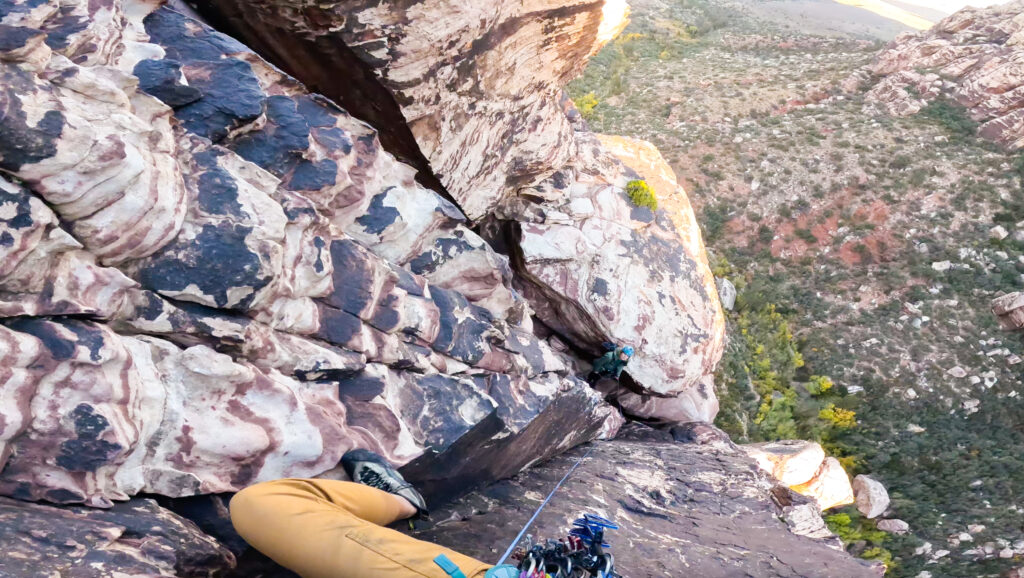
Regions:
[[401, 381, 612, 506], [433, 194, 466, 223], [0, 68, 64, 172], [408, 234, 476, 276], [64, 319, 106, 362], [3, 317, 75, 360], [370, 292, 401, 332], [57, 438, 122, 473], [0, 24, 43, 52], [430, 286, 490, 364], [0, 231, 13, 247], [288, 158, 337, 191], [43, 488, 85, 503], [392, 264, 424, 297], [337, 373, 387, 402], [231, 95, 308, 172], [483, 374, 544, 431], [0, 0, 47, 20], [56, 404, 123, 474], [193, 150, 245, 217], [406, 374, 492, 450], [143, 6, 250, 63], [313, 236, 326, 274], [133, 58, 203, 107], [355, 189, 401, 235], [629, 204, 655, 223], [134, 290, 169, 321], [40, 4, 88, 50], [322, 240, 375, 315], [0, 178, 34, 234], [69, 403, 109, 437], [502, 329, 547, 376], [294, 94, 340, 127], [311, 126, 352, 154], [175, 58, 265, 142], [591, 277, 609, 297], [313, 304, 363, 347], [137, 222, 270, 309]]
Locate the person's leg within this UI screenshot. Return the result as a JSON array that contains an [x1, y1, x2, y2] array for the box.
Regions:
[[230, 478, 491, 578]]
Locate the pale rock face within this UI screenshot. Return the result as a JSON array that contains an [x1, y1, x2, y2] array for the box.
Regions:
[[194, 0, 726, 423], [744, 440, 828, 487], [744, 441, 856, 511], [853, 474, 892, 519], [0, 0, 622, 509], [856, 0, 1024, 149], [792, 457, 857, 512]]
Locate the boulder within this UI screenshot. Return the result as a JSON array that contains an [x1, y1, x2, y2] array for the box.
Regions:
[[993, 291, 1024, 330], [854, 475, 891, 519], [0, 496, 235, 577], [877, 518, 911, 534], [193, 0, 727, 424], [717, 277, 738, 311], [791, 457, 857, 512], [744, 441, 856, 511], [408, 435, 881, 577], [744, 440, 828, 486]]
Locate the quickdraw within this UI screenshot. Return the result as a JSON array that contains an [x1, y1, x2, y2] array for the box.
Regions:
[[511, 513, 621, 578]]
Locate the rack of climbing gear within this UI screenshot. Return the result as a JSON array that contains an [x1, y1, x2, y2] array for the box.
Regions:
[[511, 513, 621, 578]]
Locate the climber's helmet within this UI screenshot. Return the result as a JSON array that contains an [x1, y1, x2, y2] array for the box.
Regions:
[[621, 345, 634, 360]]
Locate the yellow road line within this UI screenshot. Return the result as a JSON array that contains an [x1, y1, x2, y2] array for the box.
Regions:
[[834, 0, 936, 30]]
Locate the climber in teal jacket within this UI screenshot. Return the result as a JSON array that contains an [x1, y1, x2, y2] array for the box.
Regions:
[[587, 345, 634, 384]]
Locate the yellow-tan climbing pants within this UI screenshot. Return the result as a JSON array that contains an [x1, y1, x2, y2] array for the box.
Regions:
[[230, 478, 491, 578]]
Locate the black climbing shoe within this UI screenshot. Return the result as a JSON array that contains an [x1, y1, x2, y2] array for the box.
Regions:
[[341, 449, 428, 518]]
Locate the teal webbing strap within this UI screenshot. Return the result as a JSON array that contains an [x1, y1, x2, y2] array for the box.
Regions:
[[433, 554, 468, 578]]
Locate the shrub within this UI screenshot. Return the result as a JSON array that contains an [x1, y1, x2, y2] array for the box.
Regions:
[[795, 228, 818, 244], [806, 375, 834, 396], [920, 98, 979, 140], [702, 203, 730, 242], [819, 403, 857, 429], [574, 92, 599, 120], [626, 179, 658, 211]]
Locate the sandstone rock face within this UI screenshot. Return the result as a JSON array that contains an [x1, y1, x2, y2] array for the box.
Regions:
[[856, 0, 1024, 149], [993, 291, 1024, 330], [197, 0, 630, 220], [0, 496, 235, 576], [0, 0, 623, 510], [744, 440, 856, 511], [410, 428, 882, 578], [853, 474, 891, 519], [195, 0, 726, 423]]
